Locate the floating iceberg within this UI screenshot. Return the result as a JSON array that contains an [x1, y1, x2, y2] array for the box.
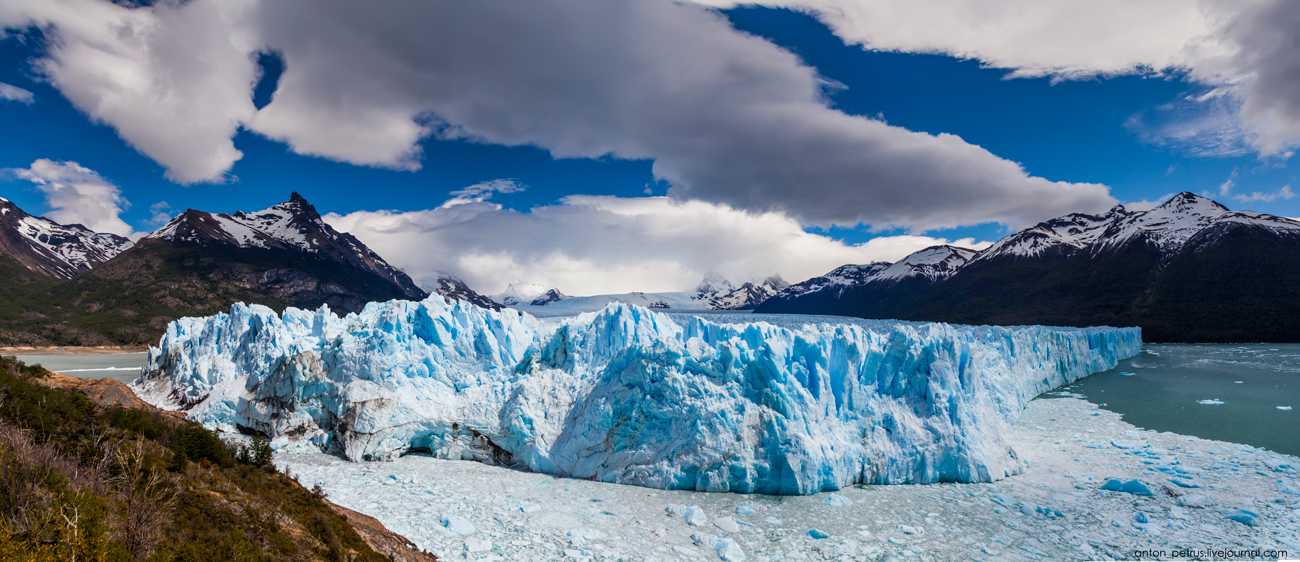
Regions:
[[133, 298, 1139, 494]]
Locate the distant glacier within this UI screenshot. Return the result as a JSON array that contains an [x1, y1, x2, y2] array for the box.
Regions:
[[133, 298, 1140, 495]]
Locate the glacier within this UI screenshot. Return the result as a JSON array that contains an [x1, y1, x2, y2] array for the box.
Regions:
[[132, 298, 1140, 495]]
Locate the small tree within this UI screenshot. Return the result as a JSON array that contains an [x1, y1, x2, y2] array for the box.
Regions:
[[114, 439, 175, 561], [250, 435, 274, 468]]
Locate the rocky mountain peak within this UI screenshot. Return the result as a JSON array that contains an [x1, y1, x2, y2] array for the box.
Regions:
[[0, 197, 133, 278]]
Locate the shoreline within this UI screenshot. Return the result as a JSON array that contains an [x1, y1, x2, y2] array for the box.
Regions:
[[1, 345, 149, 355], [277, 397, 1298, 561]]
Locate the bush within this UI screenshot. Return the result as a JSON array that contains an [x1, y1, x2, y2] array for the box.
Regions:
[[0, 356, 391, 561]]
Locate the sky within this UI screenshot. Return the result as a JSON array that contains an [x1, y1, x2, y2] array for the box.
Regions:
[[0, 0, 1298, 295]]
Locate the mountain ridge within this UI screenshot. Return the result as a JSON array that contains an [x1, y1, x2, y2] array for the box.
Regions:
[[757, 192, 1300, 342], [0, 193, 431, 345], [0, 196, 133, 278]]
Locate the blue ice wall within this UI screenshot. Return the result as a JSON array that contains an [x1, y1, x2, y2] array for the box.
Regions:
[[134, 298, 1140, 494]]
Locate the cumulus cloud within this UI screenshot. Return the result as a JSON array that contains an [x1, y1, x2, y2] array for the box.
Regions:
[[1123, 193, 1175, 213], [0, 82, 34, 103], [7, 158, 136, 237], [146, 201, 174, 227], [444, 179, 526, 206], [3, 0, 1115, 231], [699, 0, 1221, 79], [1217, 1, 1300, 156], [704, 0, 1300, 157], [0, 0, 259, 184], [325, 195, 991, 296], [1233, 185, 1294, 203]]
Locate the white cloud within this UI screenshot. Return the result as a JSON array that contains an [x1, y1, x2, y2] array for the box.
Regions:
[[146, 201, 174, 226], [3, 0, 1115, 231], [1123, 193, 1175, 213], [325, 194, 991, 296], [1218, 173, 1235, 196], [0, 0, 260, 184], [0, 82, 34, 104], [442, 179, 527, 207], [1233, 185, 1294, 203], [703, 0, 1300, 158], [698, 0, 1222, 79], [8, 158, 137, 237]]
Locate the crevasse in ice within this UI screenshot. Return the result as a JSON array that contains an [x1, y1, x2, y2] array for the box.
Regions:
[[132, 298, 1140, 494]]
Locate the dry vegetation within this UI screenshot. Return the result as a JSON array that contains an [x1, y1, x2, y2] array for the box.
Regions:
[[0, 355, 429, 562]]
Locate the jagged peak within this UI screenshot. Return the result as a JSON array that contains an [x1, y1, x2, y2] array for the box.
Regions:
[[1158, 191, 1229, 213], [694, 271, 734, 295], [872, 245, 977, 283], [762, 274, 789, 290]]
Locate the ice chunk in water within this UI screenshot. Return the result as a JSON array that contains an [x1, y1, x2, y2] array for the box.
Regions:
[[1100, 479, 1154, 496], [825, 494, 850, 507], [1225, 509, 1258, 527], [713, 517, 740, 533], [1198, 399, 1224, 405], [683, 506, 707, 526], [1177, 494, 1214, 508], [441, 515, 476, 535], [808, 529, 830, 539]]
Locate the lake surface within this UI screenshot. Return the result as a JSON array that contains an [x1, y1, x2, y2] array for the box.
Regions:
[[14, 353, 148, 384], [1049, 343, 1298, 457]]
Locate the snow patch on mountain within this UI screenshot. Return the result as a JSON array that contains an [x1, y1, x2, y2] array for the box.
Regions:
[[146, 192, 330, 251], [777, 263, 892, 300], [692, 272, 735, 303], [975, 192, 1300, 264], [493, 281, 564, 306], [0, 198, 133, 278], [133, 299, 1140, 494], [872, 246, 977, 283], [431, 272, 501, 310], [704, 275, 789, 310]]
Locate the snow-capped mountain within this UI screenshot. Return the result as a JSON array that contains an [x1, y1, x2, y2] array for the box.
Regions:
[[702, 274, 789, 310], [761, 192, 1300, 342], [492, 272, 788, 315], [871, 245, 978, 283], [691, 271, 735, 303], [493, 282, 566, 307], [145, 192, 425, 302], [0, 196, 133, 278], [8, 193, 432, 346], [756, 246, 975, 316], [430, 273, 501, 310], [972, 192, 1300, 264], [772, 263, 891, 301]]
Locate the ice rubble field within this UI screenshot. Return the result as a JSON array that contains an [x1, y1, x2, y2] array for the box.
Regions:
[[278, 397, 1300, 561], [134, 298, 1139, 494]]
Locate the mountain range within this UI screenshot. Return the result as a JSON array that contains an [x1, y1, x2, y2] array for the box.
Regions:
[[5, 190, 1299, 345], [0, 193, 452, 345], [489, 273, 788, 315], [757, 192, 1300, 342], [1, 196, 132, 278]]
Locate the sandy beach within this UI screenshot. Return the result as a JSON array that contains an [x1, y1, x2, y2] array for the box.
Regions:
[[0, 345, 149, 355]]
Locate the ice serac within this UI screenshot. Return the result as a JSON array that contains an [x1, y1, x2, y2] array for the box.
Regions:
[[134, 300, 1140, 494]]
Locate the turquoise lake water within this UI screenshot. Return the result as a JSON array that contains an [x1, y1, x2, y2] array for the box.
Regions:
[[13, 353, 148, 384], [1051, 343, 1298, 457]]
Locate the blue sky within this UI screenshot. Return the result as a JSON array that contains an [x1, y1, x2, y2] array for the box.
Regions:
[[1, 1, 1297, 293]]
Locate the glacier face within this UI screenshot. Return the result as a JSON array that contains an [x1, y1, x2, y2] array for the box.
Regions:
[[133, 298, 1140, 495]]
